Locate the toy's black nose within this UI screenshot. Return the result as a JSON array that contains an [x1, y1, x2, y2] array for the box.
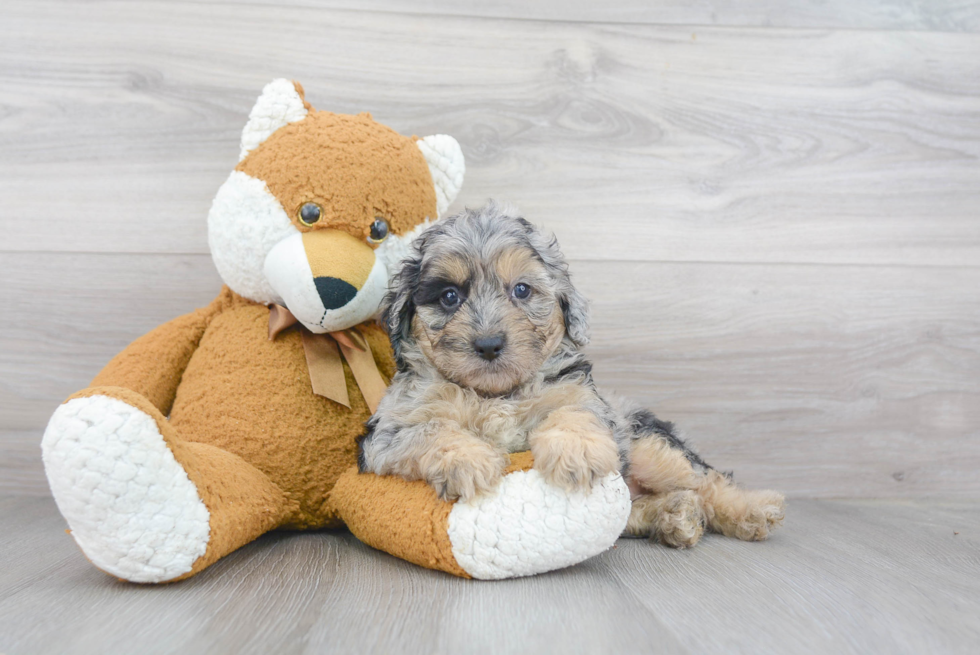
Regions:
[[473, 335, 505, 361], [314, 276, 358, 310]]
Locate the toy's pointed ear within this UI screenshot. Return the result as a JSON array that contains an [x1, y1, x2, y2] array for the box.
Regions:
[[239, 79, 310, 161], [417, 135, 465, 217]]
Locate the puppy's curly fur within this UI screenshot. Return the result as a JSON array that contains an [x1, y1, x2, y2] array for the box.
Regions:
[[359, 202, 784, 548]]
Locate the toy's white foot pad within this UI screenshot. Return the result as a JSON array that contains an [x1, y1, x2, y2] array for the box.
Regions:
[[447, 470, 631, 580], [41, 395, 210, 582]]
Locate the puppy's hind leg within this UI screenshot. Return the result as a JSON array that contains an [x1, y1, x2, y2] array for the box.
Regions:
[[627, 417, 785, 543], [626, 437, 707, 548], [626, 490, 705, 549], [698, 470, 785, 542]]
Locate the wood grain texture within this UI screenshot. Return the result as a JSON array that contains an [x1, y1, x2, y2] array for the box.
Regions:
[[4, 253, 978, 498], [0, 432, 47, 497], [2, 3, 977, 652], [0, 253, 221, 432], [1, 2, 979, 265], [2, 1, 979, 498], [288, 0, 980, 32], [580, 260, 980, 498], [1, 495, 977, 654]]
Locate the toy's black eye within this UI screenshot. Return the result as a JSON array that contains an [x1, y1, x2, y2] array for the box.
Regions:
[[299, 203, 321, 226], [369, 217, 389, 243], [513, 283, 531, 299], [440, 288, 460, 309]]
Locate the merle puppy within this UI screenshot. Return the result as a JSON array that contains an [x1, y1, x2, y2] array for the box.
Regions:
[[358, 203, 784, 547]]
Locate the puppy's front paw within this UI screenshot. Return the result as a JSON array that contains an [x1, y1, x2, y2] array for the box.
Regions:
[[530, 408, 620, 493], [418, 435, 506, 503]]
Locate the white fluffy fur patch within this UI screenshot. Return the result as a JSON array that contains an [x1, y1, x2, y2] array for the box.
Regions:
[[208, 172, 433, 313], [41, 395, 211, 583], [447, 470, 631, 580], [239, 78, 308, 161], [374, 220, 431, 278], [208, 170, 298, 305], [263, 231, 389, 333], [417, 135, 465, 217]]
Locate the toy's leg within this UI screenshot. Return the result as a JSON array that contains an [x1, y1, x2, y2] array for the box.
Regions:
[[331, 452, 632, 580], [627, 436, 784, 545], [42, 386, 296, 583]]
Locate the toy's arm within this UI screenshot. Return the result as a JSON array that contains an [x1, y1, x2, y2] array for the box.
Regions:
[[89, 293, 226, 415], [331, 452, 632, 580]]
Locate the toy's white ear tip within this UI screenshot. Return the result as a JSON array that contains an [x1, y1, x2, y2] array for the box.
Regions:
[[417, 134, 465, 218], [239, 79, 309, 161]]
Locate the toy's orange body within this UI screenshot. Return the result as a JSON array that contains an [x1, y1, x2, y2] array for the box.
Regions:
[[96, 289, 393, 528], [72, 288, 399, 579]]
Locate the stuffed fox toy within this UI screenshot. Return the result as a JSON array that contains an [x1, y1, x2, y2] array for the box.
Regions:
[[40, 80, 631, 582]]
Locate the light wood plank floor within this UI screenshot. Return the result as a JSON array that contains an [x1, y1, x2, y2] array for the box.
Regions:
[[1, 495, 977, 654], [2, 2, 979, 653]]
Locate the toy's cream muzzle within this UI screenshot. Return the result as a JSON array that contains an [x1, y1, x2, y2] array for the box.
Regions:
[[264, 229, 388, 333]]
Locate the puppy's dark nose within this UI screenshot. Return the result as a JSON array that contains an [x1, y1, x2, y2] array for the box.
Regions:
[[473, 335, 505, 361], [314, 276, 358, 310]]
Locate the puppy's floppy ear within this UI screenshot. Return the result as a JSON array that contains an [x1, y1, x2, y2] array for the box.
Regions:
[[381, 251, 422, 371], [515, 216, 592, 348], [559, 283, 591, 348]]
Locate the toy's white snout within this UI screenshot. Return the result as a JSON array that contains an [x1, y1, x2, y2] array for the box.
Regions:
[[264, 230, 388, 333]]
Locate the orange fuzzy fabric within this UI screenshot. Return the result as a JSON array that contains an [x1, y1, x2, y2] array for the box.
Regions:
[[331, 452, 536, 577], [237, 111, 437, 239], [88, 287, 394, 527]]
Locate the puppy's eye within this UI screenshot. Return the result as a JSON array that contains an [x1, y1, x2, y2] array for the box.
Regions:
[[512, 283, 532, 300], [440, 288, 460, 309], [298, 202, 321, 226], [369, 217, 389, 243]]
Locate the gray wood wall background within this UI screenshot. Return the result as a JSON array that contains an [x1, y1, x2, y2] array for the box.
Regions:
[[2, 0, 978, 499]]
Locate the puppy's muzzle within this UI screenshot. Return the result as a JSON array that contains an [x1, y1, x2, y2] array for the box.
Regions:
[[473, 334, 506, 361]]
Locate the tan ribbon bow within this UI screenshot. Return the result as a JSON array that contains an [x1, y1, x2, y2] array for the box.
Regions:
[[268, 304, 388, 413]]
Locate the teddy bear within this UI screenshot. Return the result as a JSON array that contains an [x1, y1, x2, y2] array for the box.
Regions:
[[40, 79, 631, 582]]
